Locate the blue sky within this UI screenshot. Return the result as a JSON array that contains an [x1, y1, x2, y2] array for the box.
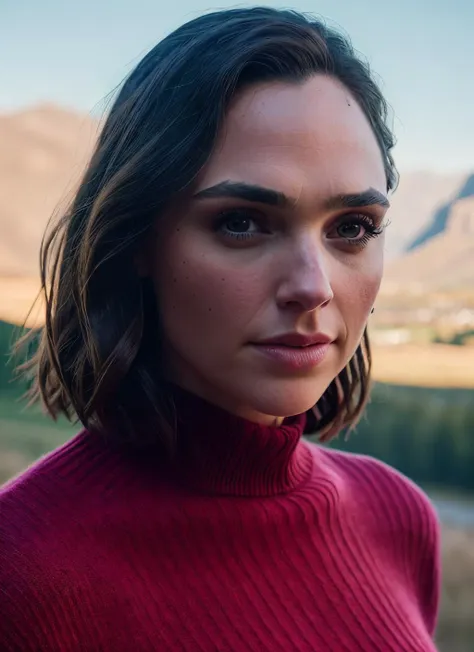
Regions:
[[1, 0, 473, 173]]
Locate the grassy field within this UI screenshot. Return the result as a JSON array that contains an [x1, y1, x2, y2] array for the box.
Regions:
[[0, 392, 77, 484], [437, 526, 474, 652], [371, 342, 474, 388]]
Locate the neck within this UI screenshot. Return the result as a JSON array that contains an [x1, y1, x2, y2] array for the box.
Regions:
[[167, 384, 314, 497]]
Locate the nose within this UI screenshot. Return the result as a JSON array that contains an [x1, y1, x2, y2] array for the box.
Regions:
[[275, 236, 334, 312]]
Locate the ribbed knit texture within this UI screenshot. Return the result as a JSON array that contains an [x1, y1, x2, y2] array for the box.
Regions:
[[0, 386, 441, 651]]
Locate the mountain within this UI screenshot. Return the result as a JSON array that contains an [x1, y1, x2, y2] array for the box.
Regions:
[[383, 194, 474, 293], [0, 104, 98, 276], [405, 173, 474, 252], [384, 170, 468, 259]]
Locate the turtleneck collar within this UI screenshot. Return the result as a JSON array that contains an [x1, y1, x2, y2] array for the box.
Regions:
[[167, 384, 314, 498]]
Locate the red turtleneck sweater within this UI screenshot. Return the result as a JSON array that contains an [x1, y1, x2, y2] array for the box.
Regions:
[[0, 387, 441, 651]]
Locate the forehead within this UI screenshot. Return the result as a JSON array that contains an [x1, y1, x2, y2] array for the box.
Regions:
[[198, 75, 387, 199]]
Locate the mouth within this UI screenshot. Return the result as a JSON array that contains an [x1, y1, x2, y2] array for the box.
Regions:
[[260, 343, 321, 348], [250, 340, 332, 371], [253, 332, 334, 348]]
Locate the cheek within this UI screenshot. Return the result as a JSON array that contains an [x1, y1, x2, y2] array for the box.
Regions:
[[335, 251, 383, 338], [154, 237, 264, 346]]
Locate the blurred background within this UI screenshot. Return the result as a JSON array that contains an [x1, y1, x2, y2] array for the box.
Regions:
[[1, 1, 473, 650]]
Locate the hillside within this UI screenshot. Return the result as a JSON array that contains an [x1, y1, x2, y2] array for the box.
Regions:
[[0, 104, 98, 276], [386, 170, 468, 259], [383, 194, 474, 293], [406, 173, 474, 252]]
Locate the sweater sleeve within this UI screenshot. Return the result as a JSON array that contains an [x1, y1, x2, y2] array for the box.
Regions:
[[324, 449, 442, 637], [361, 455, 442, 636], [408, 480, 442, 637]]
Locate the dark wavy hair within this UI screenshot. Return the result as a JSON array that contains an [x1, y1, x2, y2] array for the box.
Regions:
[[15, 7, 397, 452]]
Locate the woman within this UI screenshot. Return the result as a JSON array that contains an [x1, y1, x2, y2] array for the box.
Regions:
[[0, 7, 440, 651]]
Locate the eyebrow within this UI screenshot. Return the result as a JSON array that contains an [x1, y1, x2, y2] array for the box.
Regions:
[[193, 180, 390, 210]]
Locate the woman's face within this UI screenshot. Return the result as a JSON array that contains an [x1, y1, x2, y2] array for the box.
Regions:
[[149, 75, 389, 425]]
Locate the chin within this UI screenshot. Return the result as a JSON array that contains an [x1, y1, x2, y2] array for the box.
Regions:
[[241, 377, 330, 421]]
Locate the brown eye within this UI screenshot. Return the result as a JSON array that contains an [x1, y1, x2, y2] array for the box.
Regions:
[[214, 209, 266, 242], [226, 215, 253, 234], [336, 223, 363, 239], [327, 213, 384, 249]]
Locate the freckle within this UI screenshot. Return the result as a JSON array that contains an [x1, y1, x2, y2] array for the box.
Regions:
[[208, 307, 212, 312], [221, 277, 225, 281], [185, 276, 189, 280]]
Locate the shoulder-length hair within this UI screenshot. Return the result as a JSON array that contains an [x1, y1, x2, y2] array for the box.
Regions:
[[15, 7, 397, 452]]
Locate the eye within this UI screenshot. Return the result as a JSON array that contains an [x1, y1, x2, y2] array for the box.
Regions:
[[214, 209, 266, 241], [336, 222, 364, 239], [328, 213, 385, 247]]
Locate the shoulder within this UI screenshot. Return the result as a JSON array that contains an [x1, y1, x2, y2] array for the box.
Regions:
[[307, 442, 441, 633], [0, 429, 112, 588], [0, 429, 90, 572], [311, 442, 440, 534], [305, 442, 441, 578], [0, 429, 99, 521], [0, 427, 138, 560], [0, 429, 121, 648]]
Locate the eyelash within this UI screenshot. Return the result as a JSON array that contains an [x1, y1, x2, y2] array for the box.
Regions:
[[214, 209, 385, 247]]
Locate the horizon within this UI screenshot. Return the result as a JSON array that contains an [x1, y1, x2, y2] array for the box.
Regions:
[[1, 0, 473, 175]]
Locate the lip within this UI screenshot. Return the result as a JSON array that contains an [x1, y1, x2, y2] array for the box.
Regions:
[[255, 332, 333, 347], [250, 332, 333, 371]]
